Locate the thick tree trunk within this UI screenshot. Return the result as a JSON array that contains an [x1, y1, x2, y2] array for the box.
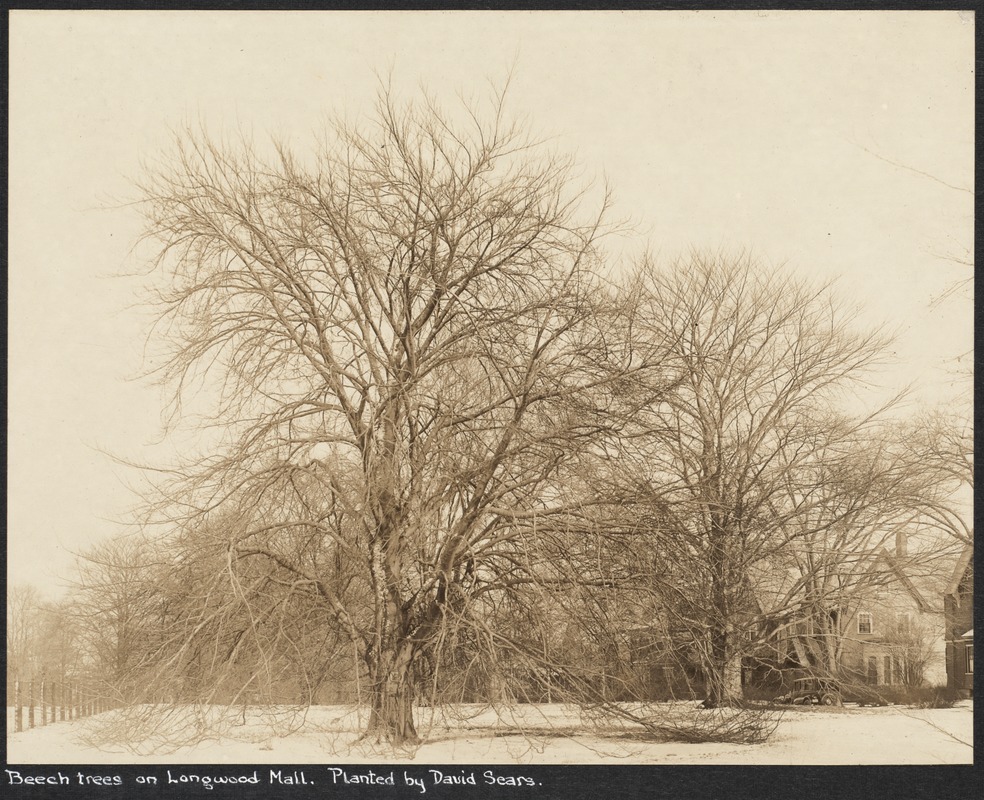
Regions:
[[699, 497, 747, 708], [364, 640, 418, 745], [704, 626, 744, 707], [363, 449, 420, 746], [704, 654, 743, 706], [704, 522, 743, 707]]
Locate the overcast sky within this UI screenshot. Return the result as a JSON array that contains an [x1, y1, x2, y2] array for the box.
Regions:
[[8, 10, 974, 596]]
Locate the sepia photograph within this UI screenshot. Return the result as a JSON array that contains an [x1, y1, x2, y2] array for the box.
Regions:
[[6, 8, 974, 783]]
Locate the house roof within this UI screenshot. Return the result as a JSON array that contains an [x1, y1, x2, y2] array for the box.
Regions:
[[944, 542, 974, 597], [874, 547, 934, 614], [746, 539, 948, 624]]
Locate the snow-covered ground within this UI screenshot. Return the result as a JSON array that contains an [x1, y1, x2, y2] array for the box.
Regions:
[[6, 701, 973, 765]]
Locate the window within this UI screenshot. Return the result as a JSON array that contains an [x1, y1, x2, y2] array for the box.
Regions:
[[966, 644, 974, 674], [896, 612, 912, 631], [867, 656, 878, 685], [857, 612, 873, 635]]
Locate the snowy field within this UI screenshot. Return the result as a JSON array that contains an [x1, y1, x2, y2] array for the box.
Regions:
[[6, 701, 973, 765]]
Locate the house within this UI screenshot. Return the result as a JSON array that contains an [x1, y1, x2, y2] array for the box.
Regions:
[[943, 542, 973, 698], [617, 535, 963, 700], [835, 548, 945, 687], [756, 534, 951, 690]]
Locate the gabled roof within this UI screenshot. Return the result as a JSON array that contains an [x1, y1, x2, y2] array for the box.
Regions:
[[944, 542, 974, 598], [874, 547, 933, 614]]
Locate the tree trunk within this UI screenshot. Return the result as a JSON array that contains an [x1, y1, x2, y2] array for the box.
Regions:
[[704, 524, 743, 707], [704, 628, 744, 707], [364, 640, 418, 745], [822, 616, 839, 677]]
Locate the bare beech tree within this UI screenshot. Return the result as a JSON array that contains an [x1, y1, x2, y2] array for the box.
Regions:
[[67, 535, 165, 702], [141, 503, 365, 707], [899, 407, 973, 546], [134, 86, 640, 744], [7, 586, 84, 704], [6, 584, 43, 692], [754, 423, 956, 682], [615, 253, 897, 707]]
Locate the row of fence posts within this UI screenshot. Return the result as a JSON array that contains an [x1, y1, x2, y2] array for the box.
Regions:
[[11, 677, 113, 733]]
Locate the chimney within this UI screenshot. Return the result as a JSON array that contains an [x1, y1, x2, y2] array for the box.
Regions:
[[895, 530, 907, 560]]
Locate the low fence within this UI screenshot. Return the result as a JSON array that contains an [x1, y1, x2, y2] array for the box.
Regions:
[[9, 677, 116, 733]]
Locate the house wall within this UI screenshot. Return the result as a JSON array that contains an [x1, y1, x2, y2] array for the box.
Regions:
[[767, 575, 946, 688], [944, 557, 974, 697], [840, 590, 945, 686]]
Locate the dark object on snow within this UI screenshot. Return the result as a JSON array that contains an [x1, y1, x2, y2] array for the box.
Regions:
[[774, 677, 843, 706]]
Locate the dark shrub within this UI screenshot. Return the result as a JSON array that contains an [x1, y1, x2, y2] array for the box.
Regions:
[[851, 684, 959, 708], [912, 685, 959, 709]]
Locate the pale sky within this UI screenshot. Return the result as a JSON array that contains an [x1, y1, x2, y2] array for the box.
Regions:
[[7, 10, 975, 596]]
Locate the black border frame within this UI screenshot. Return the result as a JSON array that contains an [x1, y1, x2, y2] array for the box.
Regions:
[[2, 3, 979, 798]]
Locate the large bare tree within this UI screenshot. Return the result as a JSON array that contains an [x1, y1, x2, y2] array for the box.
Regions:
[[66, 535, 163, 701], [135, 87, 638, 744], [617, 253, 897, 706], [753, 422, 956, 683]]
